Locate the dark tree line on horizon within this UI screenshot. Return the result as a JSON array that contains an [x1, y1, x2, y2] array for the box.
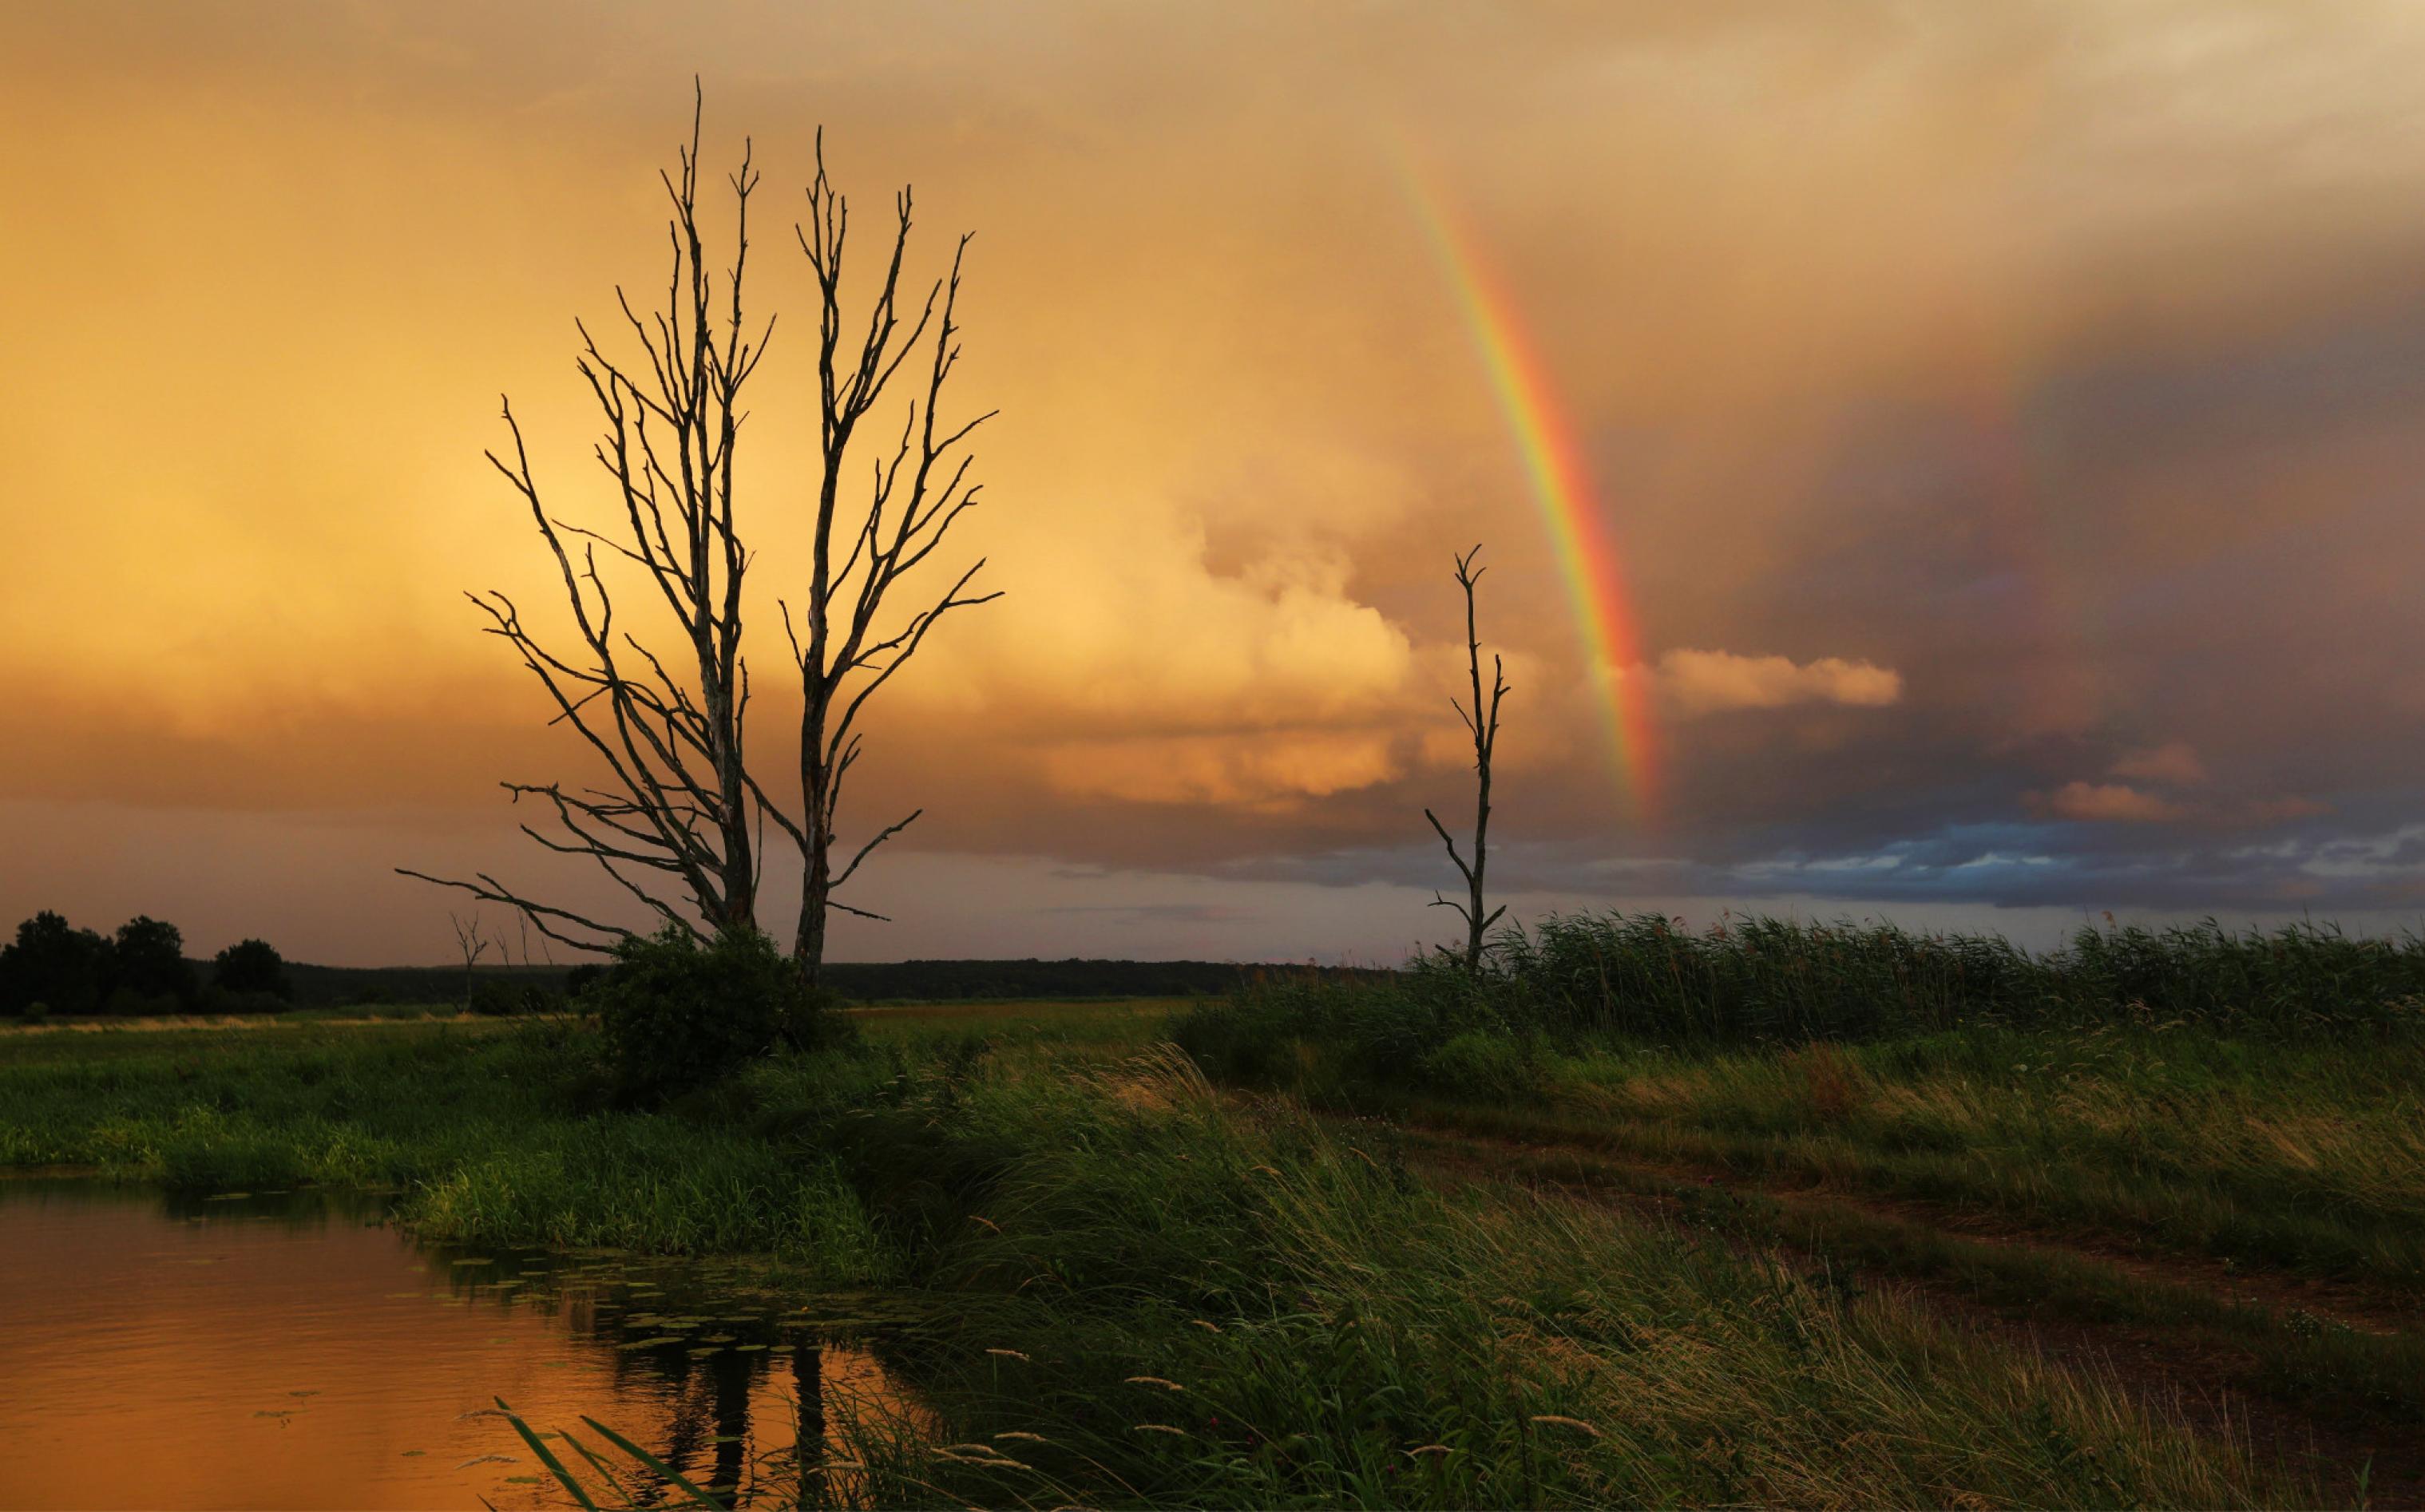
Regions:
[[0, 911, 288, 1017], [0, 904, 1389, 1017]]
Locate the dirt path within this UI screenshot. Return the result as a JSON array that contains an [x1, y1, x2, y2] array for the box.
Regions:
[[1368, 1104, 2425, 1333], [1322, 1106, 2425, 1509]]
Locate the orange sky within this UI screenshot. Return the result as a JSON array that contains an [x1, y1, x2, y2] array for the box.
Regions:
[[5, 2, 2424, 964]]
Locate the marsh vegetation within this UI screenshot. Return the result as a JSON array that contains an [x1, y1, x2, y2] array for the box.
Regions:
[[3, 916, 2420, 1508]]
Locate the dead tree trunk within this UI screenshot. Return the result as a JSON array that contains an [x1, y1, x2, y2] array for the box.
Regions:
[[1424, 545, 1510, 973], [764, 136, 1000, 986], [399, 87, 772, 952]]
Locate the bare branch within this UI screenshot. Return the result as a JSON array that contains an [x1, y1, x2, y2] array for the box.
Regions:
[[403, 92, 766, 950], [790, 138, 1000, 984]]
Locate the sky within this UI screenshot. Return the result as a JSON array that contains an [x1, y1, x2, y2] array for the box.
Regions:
[[3, 1, 2423, 966]]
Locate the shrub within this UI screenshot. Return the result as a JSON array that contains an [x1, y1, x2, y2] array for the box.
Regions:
[[592, 924, 811, 1100], [200, 987, 294, 1017], [463, 979, 526, 1017], [1416, 1029, 1546, 1099], [100, 987, 182, 1019], [485, 981, 568, 1017], [212, 938, 291, 999]]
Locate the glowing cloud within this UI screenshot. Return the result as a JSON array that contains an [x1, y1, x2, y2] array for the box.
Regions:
[[1656, 649, 1904, 716]]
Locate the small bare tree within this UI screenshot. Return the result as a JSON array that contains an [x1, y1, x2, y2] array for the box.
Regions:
[[401, 88, 774, 952], [1424, 545, 1509, 973], [446, 911, 491, 1010], [759, 138, 1001, 984]]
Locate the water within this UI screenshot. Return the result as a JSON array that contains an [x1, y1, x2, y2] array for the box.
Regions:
[[0, 1179, 918, 1510]]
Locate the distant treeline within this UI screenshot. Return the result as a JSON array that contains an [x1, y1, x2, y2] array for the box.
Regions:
[[2, 909, 1389, 1015], [279, 956, 1390, 1008], [0, 912, 292, 1017]]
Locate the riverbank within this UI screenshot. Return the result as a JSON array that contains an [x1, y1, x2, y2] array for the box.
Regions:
[[0, 1003, 2385, 1507]]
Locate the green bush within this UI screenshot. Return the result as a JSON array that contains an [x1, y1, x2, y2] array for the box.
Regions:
[[100, 987, 182, 1018], [1416, 1028, 1545, 1099], [200, 987, 295, 1017], [469, 979, 561, 1017], [592, 924, 810, 1100]]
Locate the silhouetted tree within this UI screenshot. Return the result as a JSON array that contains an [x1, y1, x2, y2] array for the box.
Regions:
[[212, 938, 292, 999], [770, 134, 1000, 984], [109, 916, 196, 1008], [1424, 546, 1509, 974], [400, 89, 1002, 988], [400, 85, 772, 951], [0, 912, 109, 1016]]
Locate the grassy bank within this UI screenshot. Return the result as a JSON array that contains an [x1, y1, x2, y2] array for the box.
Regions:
[[0, 995, 2385, 1506], [1179, 916, 2425, 1284], [1167, 918, 2425, 1502]]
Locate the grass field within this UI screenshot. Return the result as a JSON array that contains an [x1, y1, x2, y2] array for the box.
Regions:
[[2, 972, 2415, 1507]]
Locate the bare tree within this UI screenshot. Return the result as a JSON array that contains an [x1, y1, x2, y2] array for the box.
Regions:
[[758, 137, 1001, 984], [447, 911, 491, 1010], [400, 87, 774, 952], [1424, 545, 1509, 973]]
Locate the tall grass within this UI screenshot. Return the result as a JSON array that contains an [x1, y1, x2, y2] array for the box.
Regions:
[[1513, 912, 2425, 1041], [1178, 914, 2425, 1094], [502, 1051, 2316, 1509]]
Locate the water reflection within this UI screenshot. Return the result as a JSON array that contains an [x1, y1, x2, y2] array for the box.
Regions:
[[0, 1180, 921, 1510]]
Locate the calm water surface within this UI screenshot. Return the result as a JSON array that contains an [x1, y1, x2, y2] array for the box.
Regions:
[[0, 1180, 916, 1510]]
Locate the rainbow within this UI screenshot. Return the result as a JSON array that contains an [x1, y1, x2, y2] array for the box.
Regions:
[[1393, 153, 1659, 817]]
